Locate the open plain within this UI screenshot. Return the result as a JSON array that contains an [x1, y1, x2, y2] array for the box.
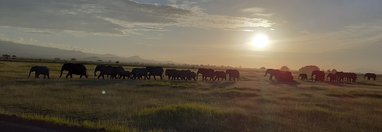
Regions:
[[0, 61, 381, 131]]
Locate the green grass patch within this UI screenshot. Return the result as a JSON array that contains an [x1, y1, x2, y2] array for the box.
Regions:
[[130, 104, 259, 132], [140, 81, 199, 89]]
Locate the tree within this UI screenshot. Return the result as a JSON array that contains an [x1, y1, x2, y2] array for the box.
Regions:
[[2, 54, 10, 60], [280, 66, 290, 71], [115, 61, 120, 64], [11, 55, 16, 59], [71, 58, 77, 61], [298, 65, 320, 76], [330, 69, 338, 73]]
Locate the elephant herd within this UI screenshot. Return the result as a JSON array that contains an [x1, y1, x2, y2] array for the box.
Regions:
[[196, 68, 240, 81], [27, 64, 378, 83], [297, 70, 377, 83], [264, 68, 377, 83], [28, 63, 240, 81]]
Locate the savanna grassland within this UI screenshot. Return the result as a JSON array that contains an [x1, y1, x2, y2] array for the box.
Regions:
[[0, 61, 382, 132]]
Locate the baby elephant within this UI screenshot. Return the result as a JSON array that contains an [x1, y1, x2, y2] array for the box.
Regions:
[[28, 66, 50, 79]]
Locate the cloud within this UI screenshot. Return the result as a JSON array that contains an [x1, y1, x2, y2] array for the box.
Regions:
[[241, 7, 273, 17], [279, 19, 382, 53], [0, 0, 273, 35]]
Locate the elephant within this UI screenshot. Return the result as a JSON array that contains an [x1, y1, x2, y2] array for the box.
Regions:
[[172, 70, 184, 80], [180, 70, 196, 81], [214, 71, 226, 81], [119, 71, 131, 80], [226, 69, 240, 81], [343, 72, 357, 83], [327, 73, 337, 83], [97, 66, 124, 79], [131, 68, 148, 80], [364, 73, 377, 80], [28, 66, 49, 79], [335, 72, 345, 82], [264, 69, 279, 80], [165, 69, 177, 80], [165, 69, 196, 81], [330, 72, 357, 83], [298, 73, 308, 81], [275, 71, 294, 82], [59, 63, 88, 79], [94, 64, 107, 77], [264, 69, 293, 82], [146, 66, 164, 80], [197, 68, 215, 81], [187, 71, 197, 81], [311, 70, 325, 82]]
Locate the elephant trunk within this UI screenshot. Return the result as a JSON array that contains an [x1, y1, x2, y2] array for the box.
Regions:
[[28, 69, 33, 78], [94, 70, 97, 77], [59, 69, 64, 78], [264, 71, 269, 77]]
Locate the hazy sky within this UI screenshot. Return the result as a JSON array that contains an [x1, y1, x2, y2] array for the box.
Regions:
[[1, 0, 382, 72]]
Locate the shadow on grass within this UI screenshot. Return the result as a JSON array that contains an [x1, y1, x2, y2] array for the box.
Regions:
[[139, 81, 199, 89], [352, 93, 382, 99], [130, 104, 280, 132], [357, 82, 382, 87], [326, 93, 382, 99], [325, 82, 345, 87], [326, 93, 354, 98], [12, 79, 128, 87], [269, 80, 300, 86], [209, 81, 236, 88], [0, 114, 104, 132]]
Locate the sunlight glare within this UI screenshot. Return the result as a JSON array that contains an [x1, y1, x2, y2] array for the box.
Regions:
[[251, 33, 270, 50]]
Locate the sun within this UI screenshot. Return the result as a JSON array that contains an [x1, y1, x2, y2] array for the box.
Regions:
[[251, 33, 270, 50]]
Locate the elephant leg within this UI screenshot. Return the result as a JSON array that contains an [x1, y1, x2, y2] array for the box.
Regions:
[[269, 75, 272, 80]]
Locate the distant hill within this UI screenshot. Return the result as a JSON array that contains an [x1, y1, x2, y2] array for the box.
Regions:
[[0, 40, 166, 64]]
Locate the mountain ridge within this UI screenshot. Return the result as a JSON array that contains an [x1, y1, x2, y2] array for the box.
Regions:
[[0, 40, 168, 64]]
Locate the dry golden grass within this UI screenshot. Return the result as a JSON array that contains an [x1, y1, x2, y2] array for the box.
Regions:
[[0, 61, 382, 131]]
